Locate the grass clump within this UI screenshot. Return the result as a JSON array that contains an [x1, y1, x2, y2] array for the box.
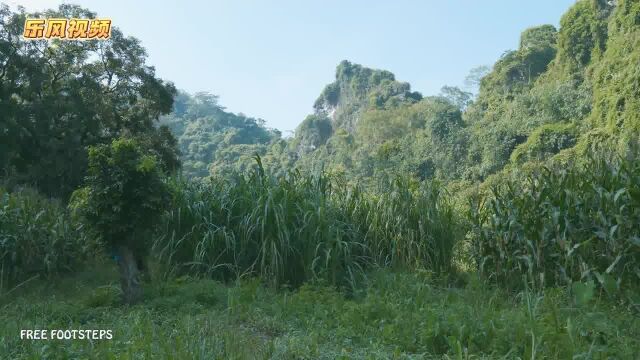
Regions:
[[359, 176, 459, 274], [154, 158, 459, 289], [154, 160, 370, 289]]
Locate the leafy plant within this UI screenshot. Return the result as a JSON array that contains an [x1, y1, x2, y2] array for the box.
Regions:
[[0, 187, 94, 290], [470, 149, 640, 295], [154, 157, 458, 288], [70, 137, 171, 303]]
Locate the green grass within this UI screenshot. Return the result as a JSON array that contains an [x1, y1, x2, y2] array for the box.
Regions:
[[154, 163, 458, 290], [2, 267, 638, 359], [2, 154, 639, 358]]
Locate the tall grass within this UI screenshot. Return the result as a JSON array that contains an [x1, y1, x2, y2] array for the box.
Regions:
[[469, 150, 640, 293], [0, 187, 95, 290], [153, 158, 458, 288], [154, 163, 369, 288], [353, 177, 458, 273]]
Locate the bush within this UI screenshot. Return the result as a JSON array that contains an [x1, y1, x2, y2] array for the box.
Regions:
[[510, 122, 578, 164], [70, 137, 171, 303]]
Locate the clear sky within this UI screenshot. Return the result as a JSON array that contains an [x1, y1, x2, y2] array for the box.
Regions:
[[12, 0, 577, 132]]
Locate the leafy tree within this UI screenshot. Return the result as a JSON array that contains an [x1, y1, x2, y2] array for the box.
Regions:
[[0, 4, 177, 198], [439, 86, 473, 111], [294, 114, 333, 153], [464, 65, 491, 93], [556, 0, 610, 74], [520, 24, 558, 50], [70, 137, 170, 304]]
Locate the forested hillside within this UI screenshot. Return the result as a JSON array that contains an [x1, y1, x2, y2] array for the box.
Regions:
[[1, 0, 639, 358], [158, 91, 280, 178], [125, 0, 635, 192], [255, 0, 620, 187], [170, 0, 628, 195]]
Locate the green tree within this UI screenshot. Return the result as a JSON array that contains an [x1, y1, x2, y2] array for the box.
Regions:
[[464, 65, 491, 94], [70, 137, 170, 304], [439, 86, 473, 111], [0, 4, 177, 198]]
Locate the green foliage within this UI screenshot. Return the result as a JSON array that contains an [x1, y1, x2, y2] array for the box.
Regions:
[[510, 122, 578, 164], [0, 4, 178, 198], [356, 178, 459, 273], [2, 271, 638, 358], [159, 91, 280, 178], [293, 114, 333, 153], [154, 158, 457, 288], [1, 1, 640, 356], [474, 24, 558, 109], [0, 187, 94, 288], [463, 75, 591, 181], [455, 24, 570, 180], [287, 17, 589, 186], [439, 86, 473, 110], [588, 0, 640, 152], [556, 0, 611, 74], [571, 280, 595, 306], [70, 137, 170, 254], [520, 24, 558, 50], [469, 150, 640, 293], [312, 60, 421, 132], [155, 163, 369, 289], [298, 96, 469, 186]]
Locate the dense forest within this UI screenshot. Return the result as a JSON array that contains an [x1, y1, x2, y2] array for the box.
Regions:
[[1, 1, 639, 358]]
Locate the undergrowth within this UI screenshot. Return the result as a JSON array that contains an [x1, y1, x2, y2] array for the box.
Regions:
[[1, 269, 637, 359]]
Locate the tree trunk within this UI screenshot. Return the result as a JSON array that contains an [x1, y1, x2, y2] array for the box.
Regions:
[[117, 245, 142, 304]]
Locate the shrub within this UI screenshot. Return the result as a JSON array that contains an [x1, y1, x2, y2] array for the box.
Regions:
[[510, 122, 578, 164]]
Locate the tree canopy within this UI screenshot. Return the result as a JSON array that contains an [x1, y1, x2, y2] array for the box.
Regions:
[[0, 4, 177, 198]]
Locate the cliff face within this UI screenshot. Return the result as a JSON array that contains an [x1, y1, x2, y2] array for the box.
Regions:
[[312, 60, 422, 134]]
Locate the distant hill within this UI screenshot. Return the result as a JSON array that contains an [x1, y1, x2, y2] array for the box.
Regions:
[[159, 91, 281, 178], [273, 0, 635, 186], [164, 0, 638, 188]]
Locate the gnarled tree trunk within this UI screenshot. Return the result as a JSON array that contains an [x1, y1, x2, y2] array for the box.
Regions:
[[117, 245, 142, 304]]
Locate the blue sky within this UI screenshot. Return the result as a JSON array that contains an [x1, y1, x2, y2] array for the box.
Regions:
[[15, 0, 577, 132]]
